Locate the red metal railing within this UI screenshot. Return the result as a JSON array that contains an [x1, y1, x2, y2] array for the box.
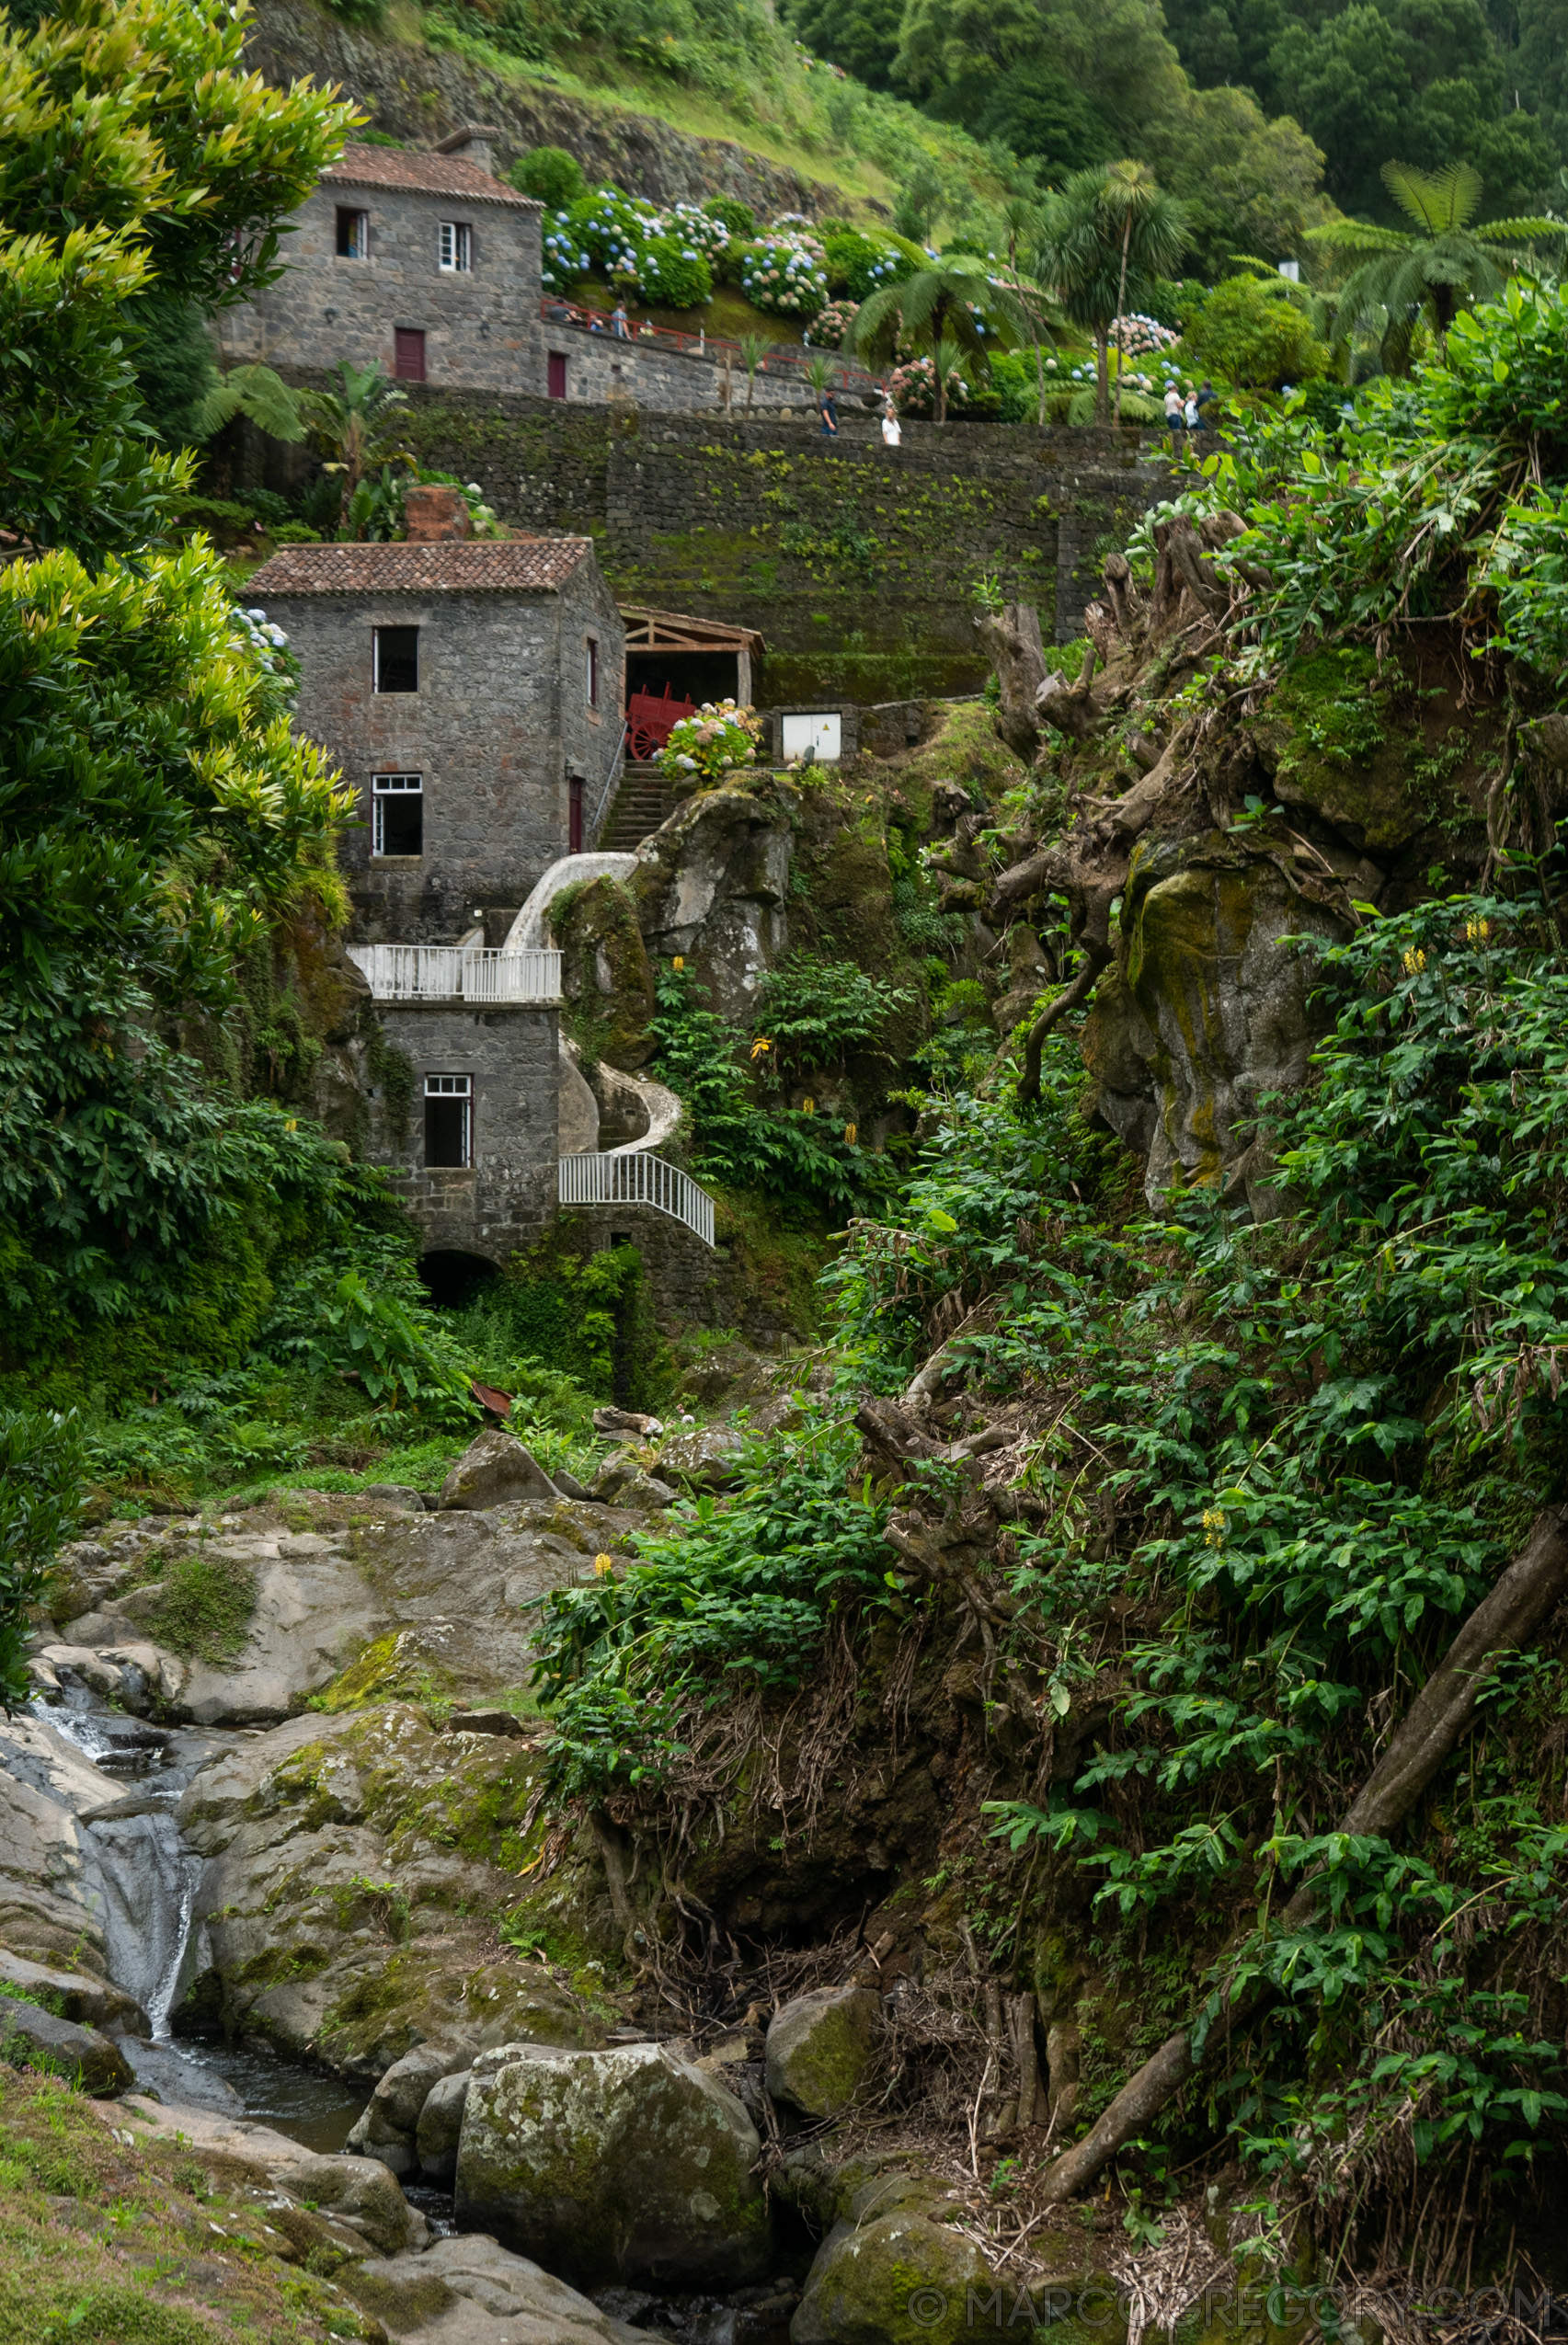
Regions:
[[539, 297, 881, 392]]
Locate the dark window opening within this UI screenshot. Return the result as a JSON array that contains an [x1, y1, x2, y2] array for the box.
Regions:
[[424, 1075, 472, 1169], [625, 648, 745, 710], [547, 350, 567, 400], [373, 626, 418, 694], [394, 326, 427, 382], [568, 774, 584, 854], [336, 207, 368, 258], [418, 1250, 498, 1308], [586, 636, 599, 709], [372, 772, 422, 856]]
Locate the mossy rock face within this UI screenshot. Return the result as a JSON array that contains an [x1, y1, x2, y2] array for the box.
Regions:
[[1256, 649, 1432, 855], [454, 2040, 772, 2289], [792, 2207, 991, 2345], [764, 1985, 880, 2117], [553, 875, 658, 1070], [1082, 832, 1347, 1210]]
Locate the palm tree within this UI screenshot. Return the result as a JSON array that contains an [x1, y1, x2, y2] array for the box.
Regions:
[[845, 255, 1028, 424], [1308, 162, 1558, 372], [989, 195, 1060, 425], [297, 360, 414, 536], [736, 332, 770, 416], [1036, 166, 1189, 426]]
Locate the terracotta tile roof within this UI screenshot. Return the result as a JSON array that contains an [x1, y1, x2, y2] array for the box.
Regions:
[[246, 538, 593, 595], [325, 143, 538, 208]]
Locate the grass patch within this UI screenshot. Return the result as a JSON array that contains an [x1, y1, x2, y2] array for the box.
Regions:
[[141, 1550, 257, 1663], [0, 2066, 380, 2341]]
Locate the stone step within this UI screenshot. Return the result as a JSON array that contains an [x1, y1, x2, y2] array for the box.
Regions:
[[600, 764, 674, 851]]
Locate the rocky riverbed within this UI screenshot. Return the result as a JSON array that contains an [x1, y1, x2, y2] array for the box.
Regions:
[[1, 1419, 1017, 2344]]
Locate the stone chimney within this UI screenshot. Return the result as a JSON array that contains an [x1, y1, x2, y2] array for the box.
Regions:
[[403, 485, 473, 543], [437, 124, 502, 178]]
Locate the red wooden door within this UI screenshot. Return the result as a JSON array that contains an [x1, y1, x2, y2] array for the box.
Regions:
[[547, 350, 567, 400], [394, 327, 427, 383]]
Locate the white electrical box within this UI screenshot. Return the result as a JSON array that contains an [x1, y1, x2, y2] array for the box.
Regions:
[[781, 712, 842, 763]]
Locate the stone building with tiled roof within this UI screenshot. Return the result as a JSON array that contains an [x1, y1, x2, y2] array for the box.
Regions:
[[221, 127, 544, 394], [246, 527, 625, 943], [245, 520, 625, 1265]]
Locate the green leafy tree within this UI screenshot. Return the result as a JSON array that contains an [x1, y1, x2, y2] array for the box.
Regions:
[[1036, 163, 1189, 422], [1185, 270, 1333, 387], [785, 0, 902, 89], [1310, 159, 1557, 368], [894, 0, 1187, 145], [0, 1409, 84, 1706], [845, 252, 1029, 421]]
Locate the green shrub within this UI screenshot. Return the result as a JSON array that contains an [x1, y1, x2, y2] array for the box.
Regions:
[[822, 227, 910, 301], [634, 234, 713, 310], [704, 196, 755, 236], [509, 145, 587, 207], [0, 1410, 83, 1705], [1184, 272, 1330, 390]]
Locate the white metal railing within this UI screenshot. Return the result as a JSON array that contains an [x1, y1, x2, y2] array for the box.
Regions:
[[558, 1150, 715, 1248], [348, 944, 562, 1002]]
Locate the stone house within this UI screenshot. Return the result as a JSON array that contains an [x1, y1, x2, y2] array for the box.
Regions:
[[221, 128, 544, 393], [246, 529, 626, 1272], [246, 533, 627, 943]]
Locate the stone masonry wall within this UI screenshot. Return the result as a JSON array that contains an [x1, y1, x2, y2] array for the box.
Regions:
[[566, 1206, 793, 1344], [223, 177, 545, 395], [393, 395, 1184, 693], [257, 582, 624, 945], [368, 1001, 560, 1262], [543, 322, 850, 418]]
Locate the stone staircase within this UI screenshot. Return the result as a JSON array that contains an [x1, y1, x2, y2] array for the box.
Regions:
[[599, 763, 673, 851]]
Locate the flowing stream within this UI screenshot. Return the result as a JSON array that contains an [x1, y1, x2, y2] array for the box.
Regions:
[[37, 1688, 370, 2148]]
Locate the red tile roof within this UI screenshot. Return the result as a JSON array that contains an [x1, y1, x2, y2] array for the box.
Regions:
[[325, 143, 538, 208], [246, 538, 593, 595]]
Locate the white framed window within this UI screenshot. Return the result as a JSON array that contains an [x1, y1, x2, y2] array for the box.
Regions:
[[424, 1074, 472, 1168], [372, 772, 422, 857], [373, 624, 418, 693], [438, 221, 472, 272], [336, 207, 369, 259]]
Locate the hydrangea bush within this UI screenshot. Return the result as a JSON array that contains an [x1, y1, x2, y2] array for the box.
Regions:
[[807, 298, 861, 349], [887, 354, 969, 416], [739, 230, 829, 319], [822, 228, 911, 303], [563, 186, 664, 287], [542, 213, 593, 294], [658, 700, 764, 783]]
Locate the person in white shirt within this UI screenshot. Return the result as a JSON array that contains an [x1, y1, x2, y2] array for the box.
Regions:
[[881, 403, 902, 446], [1163, 383, 1184, 429], [1184, 383, 1200, 429]]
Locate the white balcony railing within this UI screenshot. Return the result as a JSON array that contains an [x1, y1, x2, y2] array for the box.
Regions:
[[348, 944, 562, 1002], [558, 1150, 715, 1248]]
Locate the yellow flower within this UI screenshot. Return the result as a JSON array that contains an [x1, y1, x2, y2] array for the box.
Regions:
[[1201, 1505, 1226, 1549], [672, 955, 684, 970], [594, 1552, 615, 1576], [1401, 947, 1426, 977], [801, 1096, 816, 1115], [1464, 918, 1491, 944], [750, 1036, 773, 1058], [843, 1121, 858, 1144]]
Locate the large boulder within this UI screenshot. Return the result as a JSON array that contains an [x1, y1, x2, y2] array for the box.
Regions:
[[656, 1426, 747, 1492], [0, 1994, 135, 2095], [347, 2041, 468, 2176], [417, 2066, 472, 2183], [454, 2039, 772, 2289], [630, 786, 793, 1021], [792, 2207, 993, 2345], [343, 2231, 647, 2343], [124, 2094, 426, 2256], [441, 1430, 560, 1510], [765, 1985, 881, 2118], [0, 1948, 147, 2038]]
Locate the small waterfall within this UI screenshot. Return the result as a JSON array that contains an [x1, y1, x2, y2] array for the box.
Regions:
[[40, 1694, 202, 2039], [87, 1806, 203, 2039]]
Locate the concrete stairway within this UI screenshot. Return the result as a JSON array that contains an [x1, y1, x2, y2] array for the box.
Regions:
[[599, 763, 673, 851]]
